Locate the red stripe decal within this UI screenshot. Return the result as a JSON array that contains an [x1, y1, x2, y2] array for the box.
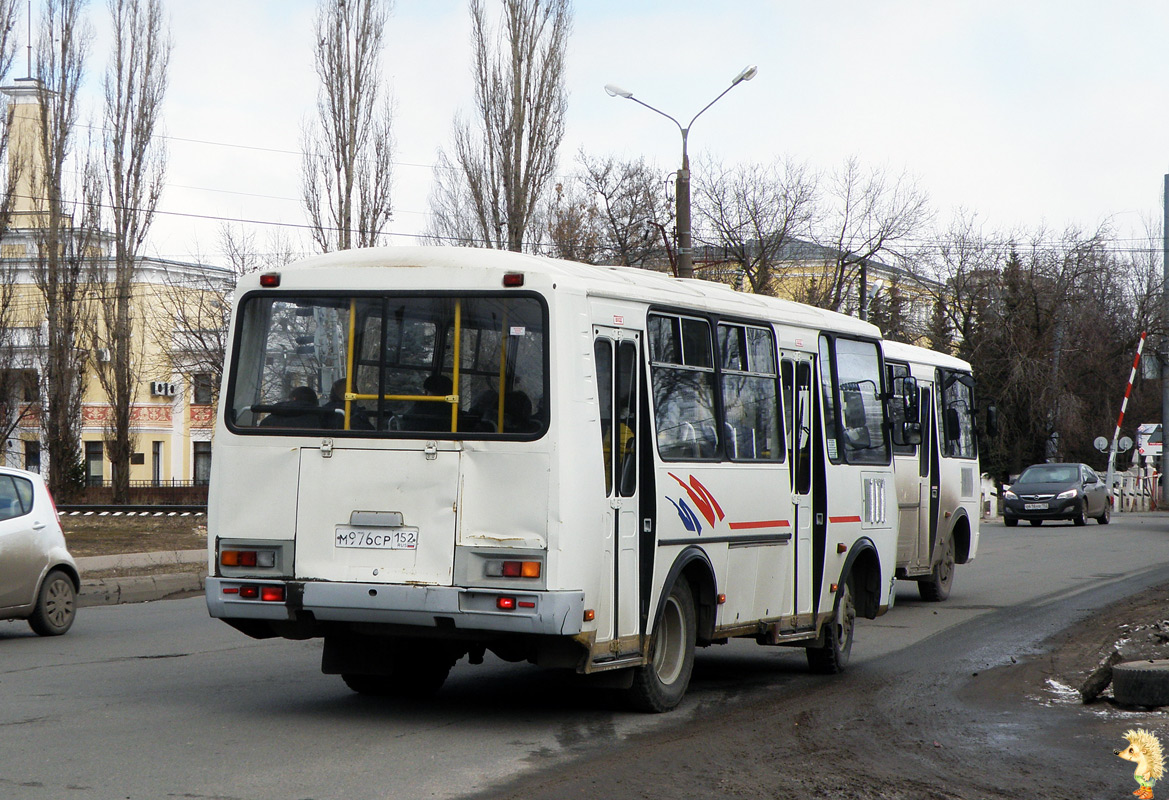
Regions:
[[828, 515, 862, 524], [729, 520, 790, 530]]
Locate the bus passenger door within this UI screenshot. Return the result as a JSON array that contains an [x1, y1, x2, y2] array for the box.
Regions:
[[782, 354, 815, 622], [594, 328, 641, 648], [920, 387, 938, 565]]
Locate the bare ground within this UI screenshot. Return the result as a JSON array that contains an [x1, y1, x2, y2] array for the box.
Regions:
[[61, 513, 207, 557]]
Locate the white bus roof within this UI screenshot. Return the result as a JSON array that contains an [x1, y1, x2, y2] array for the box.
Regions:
[[881, 339, 972, 372], [269, 246, 882, 339]]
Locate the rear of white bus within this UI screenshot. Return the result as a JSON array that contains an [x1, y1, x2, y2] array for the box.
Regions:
[[204, 260, 584, 694]]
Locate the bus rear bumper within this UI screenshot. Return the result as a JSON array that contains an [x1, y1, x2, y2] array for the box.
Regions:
[[206, 577, 585, 636]]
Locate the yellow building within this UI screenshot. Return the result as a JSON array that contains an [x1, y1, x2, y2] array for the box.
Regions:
[[0, 78, 233, 491]]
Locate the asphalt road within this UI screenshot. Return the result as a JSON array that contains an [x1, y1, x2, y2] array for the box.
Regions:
[[2, 513, 1167, 800]]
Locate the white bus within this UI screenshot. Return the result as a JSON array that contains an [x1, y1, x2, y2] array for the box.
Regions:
[[205, 247, 915, 711], [881, 340, 985, 601]]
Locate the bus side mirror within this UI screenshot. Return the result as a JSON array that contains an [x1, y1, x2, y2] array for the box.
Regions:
[[944, 407, 961, 442], [985, 404, 999, 437], [893, 376, 919, 423], [893, 421, 922, 447]]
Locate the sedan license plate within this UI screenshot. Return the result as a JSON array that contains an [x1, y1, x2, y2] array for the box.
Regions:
[[1023, 502, 1047, 511], [335, 526, 418, 550]]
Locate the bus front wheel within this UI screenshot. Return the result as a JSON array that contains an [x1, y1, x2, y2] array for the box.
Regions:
[[807, 574, 855, 674], [627, 579, 697, 713]]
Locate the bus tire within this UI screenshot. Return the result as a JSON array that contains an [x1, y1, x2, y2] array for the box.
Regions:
[[627, 579, 696, 713], [918, 532, 955, 602], [807, 574, 855, 674]]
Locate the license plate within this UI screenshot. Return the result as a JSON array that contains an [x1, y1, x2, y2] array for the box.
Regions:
[[1024, 503, 1047, 511], [335, 526, 418, 550]]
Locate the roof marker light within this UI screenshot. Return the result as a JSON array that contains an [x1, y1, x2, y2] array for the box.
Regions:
[[502, 272, 524, 287], [259, 272, 281, 287]]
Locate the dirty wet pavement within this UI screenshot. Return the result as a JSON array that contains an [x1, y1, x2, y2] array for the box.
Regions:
[[479, 566, 1169, 800]]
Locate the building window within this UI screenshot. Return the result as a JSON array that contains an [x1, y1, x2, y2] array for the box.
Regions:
[[24, 440, 40, 473], [193, 373, 214, 405], [85, 441, 104, 486], [152, 441, 162, 485], [193, 441, 211, 485], [1, 368, 39, 403]]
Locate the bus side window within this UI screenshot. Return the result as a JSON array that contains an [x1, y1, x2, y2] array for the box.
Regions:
[[649, 314, 717, 460], [718, 323, 781, 461]]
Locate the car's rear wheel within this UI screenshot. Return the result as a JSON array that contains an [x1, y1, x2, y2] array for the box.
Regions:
[[28, 569, 77, 636], [1096, 501, 1111, 524]]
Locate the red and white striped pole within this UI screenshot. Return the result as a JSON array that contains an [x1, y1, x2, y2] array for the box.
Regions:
[[1105, 331, 1146, 511]]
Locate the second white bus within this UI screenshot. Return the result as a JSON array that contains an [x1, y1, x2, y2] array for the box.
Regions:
[[882, 340, 986, 601]]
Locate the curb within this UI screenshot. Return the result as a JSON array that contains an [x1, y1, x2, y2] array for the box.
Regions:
[[80, 572, 207, 607], [76, 549, 208, 607]]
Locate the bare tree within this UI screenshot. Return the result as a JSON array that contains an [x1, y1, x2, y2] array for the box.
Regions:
[[543, 177, 604, 263], [301, 0, 394, 252], [427, 0, 571, 252], [808, 157, 931, 314], [91, 0, 170, 503], [157, 224, 301, 399], [693, 157, 816, 294], [543, 151, 670, 266], [29, 0, 99, 500], [0, 0, 28, 461]]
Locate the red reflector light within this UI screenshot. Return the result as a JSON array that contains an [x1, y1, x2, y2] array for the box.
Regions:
[[259, 272, 281, 287], [239, 585, 259, 599], [497, 596, 516, 610], [518, 600, 535, 609], [502, 272, 524, 287], [222, 587, 240, 595], [261, 586, 285, 602]]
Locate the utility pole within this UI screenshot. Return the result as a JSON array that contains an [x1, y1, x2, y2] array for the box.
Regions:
[[1161, 174, 1169, 504]]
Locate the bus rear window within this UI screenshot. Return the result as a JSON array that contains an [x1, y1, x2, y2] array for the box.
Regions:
[[226, 293, 547, 438]]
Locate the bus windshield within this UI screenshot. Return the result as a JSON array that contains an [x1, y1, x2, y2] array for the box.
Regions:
[[226, 292, 548, 437]]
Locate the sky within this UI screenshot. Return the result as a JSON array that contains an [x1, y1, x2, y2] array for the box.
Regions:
[[43, 0, 1169, 264]]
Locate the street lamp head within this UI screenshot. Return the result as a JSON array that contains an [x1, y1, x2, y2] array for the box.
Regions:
[[732, 65, 758, 86], [604, 83, 633, 99]]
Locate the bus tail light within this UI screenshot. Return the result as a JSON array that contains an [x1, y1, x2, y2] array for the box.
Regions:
[[497, 596, 516, 610], [231, 584, 286, 602], [221, 549, 276, 569], [485, 559, 541, 579]]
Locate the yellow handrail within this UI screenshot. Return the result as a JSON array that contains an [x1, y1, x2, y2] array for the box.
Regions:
[[344, 299, 357, 431], [450, 300, 462, 432]]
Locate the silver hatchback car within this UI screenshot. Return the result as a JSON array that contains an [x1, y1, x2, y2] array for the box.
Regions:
[[0, 466, 79, 635]]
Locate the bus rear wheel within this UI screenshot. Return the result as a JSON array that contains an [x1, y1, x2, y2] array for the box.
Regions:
[[807, 574, 855, 674], [627, 579, 696, 713], [918, 532, 955, 602]]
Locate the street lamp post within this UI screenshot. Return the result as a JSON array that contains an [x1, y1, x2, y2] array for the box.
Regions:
[[605, 65, 757, 279]]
